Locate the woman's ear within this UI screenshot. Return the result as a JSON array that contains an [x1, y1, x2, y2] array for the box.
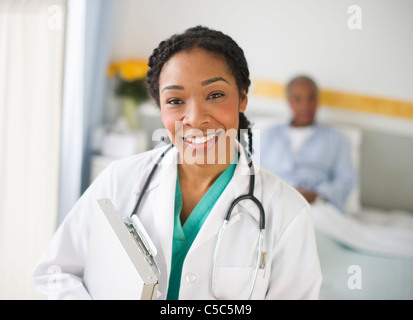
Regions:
[[239, 89, 248, 113]]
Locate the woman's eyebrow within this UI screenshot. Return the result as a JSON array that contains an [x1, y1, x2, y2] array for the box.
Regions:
[[161, 77, 229, 92], [161, 85, 184, 93], [201, 77, 230, 86]]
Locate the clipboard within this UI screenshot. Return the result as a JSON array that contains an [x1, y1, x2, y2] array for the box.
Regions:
[[83, 199, 160, 300]]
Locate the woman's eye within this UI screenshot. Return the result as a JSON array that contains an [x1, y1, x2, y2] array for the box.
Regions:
[[167, 98, 183, 105], [208, 92, 224, 100]]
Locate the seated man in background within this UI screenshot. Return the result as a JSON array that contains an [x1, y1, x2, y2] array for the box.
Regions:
[[259, 75, 358, 213]]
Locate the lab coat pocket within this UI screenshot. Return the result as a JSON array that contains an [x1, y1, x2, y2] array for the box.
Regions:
[[212, 266, 265, 300]]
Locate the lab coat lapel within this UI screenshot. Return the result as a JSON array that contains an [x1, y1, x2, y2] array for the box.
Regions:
[[151, 148, 178, 279], [189, 146, 263, 253]]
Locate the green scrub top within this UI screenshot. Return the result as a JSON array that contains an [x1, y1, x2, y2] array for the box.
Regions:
[[167, 162, 237, 300]]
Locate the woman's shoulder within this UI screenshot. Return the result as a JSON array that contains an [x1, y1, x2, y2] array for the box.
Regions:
[[256, 165, 313, 246], [109, 146, 166, 175]]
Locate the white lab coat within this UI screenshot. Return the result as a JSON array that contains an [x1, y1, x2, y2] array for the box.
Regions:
[[32, 145, 322, 300]]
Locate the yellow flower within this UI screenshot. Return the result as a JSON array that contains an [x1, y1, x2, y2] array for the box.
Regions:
[[107, 62, 119, 77], [107, 59, 149, 81]]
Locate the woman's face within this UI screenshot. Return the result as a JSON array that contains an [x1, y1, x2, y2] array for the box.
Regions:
[[159, 47, 247, 166]]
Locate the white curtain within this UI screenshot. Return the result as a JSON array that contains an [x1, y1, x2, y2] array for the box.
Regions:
[[58, 0, 114, 224], [0, 0, 66, 299]]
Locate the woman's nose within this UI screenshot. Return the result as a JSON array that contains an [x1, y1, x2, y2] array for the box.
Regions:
[[182, 99, 210, 127]]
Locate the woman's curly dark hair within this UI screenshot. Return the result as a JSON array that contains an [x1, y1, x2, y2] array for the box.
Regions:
[[146, 26, 254, 156]]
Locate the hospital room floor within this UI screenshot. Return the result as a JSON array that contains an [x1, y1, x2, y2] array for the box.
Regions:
[[315, 230, 413, 300]]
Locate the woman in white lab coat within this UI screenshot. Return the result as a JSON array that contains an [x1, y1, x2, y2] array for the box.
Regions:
[[33, 26, 322, 300]]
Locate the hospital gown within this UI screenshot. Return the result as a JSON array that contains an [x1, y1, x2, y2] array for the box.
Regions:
[[258, 123, 358, 212]]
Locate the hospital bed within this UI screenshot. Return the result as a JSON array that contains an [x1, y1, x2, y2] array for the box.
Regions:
[[314, 208, 413, 300], [312, 123, 413, 300], [247, 101, 413, 300], [316, 230, 413, 300]]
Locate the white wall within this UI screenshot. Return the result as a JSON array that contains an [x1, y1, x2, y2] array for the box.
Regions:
[[109, 0, 413, 103]]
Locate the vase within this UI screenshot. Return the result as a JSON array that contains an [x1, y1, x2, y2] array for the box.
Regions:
[[122, 97, 142, 130]]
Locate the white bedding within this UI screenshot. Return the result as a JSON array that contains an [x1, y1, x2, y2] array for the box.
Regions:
[[312, 201, 413, 299], [312, 200, 413, 258]]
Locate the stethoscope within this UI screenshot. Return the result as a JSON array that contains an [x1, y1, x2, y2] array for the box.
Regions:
[[130, 143, 265, 300]]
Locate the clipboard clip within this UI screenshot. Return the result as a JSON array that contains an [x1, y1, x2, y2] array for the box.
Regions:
[[124, 214, 159, 276], [125, 223, 152, 258]]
